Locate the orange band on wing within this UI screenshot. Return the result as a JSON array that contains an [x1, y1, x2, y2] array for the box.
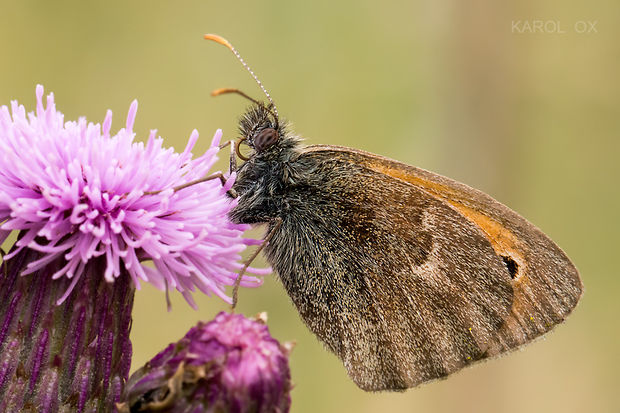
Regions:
[[369, 163, 526, 278]]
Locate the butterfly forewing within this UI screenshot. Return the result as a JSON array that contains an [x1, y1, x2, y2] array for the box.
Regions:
[[262, 145, 582, 391]]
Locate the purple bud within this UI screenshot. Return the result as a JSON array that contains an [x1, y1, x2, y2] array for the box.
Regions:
[[120, 312, 293, 413]]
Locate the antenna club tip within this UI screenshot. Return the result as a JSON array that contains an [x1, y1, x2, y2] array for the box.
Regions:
[[211, 88, 240, 97], [204, 33, 233, 49]]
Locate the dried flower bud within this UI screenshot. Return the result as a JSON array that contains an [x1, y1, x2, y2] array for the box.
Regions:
[[120, 312, 292, 413]]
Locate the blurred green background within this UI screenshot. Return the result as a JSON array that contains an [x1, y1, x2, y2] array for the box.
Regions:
[[1, 1, 618, 412]]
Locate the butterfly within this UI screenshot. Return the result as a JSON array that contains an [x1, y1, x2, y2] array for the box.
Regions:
[[204, 34, 583, 391]]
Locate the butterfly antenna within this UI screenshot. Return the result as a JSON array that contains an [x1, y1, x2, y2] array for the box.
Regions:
[[204, 34, 279, 121], [210, 87, 279, 130], [211, 87, 262, 106]]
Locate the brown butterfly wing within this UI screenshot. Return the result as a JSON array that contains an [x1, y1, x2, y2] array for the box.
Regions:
[[266, 144, 582, 391]]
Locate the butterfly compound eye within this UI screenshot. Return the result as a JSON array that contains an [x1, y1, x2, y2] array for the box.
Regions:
[[254, 128, 279, 152]]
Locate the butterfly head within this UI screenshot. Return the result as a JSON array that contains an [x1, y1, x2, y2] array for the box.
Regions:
[[235, 102, 301, 164], [239, 103, 280, 153], [227, 102, 301, 224]]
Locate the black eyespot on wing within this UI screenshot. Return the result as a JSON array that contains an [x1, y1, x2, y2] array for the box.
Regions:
[[254, 128, 279, 152], [501, 255, 519, 279]]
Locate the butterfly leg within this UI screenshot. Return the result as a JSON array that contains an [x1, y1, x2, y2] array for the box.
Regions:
[[231, 217, 282, 309], [141, 173, 229, 195], [218, 139, 238, 173], [165, 172, 226, 192], [145, 140, 239, 197]]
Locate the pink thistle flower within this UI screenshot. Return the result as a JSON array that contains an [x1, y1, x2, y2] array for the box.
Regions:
[[120, 312, 293, 413], [0, 86, 270, 411], [0, 85, 266, 307]]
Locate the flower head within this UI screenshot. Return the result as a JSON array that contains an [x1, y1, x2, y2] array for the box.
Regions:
[[121, 311, 293, 413], [0, 85, 265, 306]]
